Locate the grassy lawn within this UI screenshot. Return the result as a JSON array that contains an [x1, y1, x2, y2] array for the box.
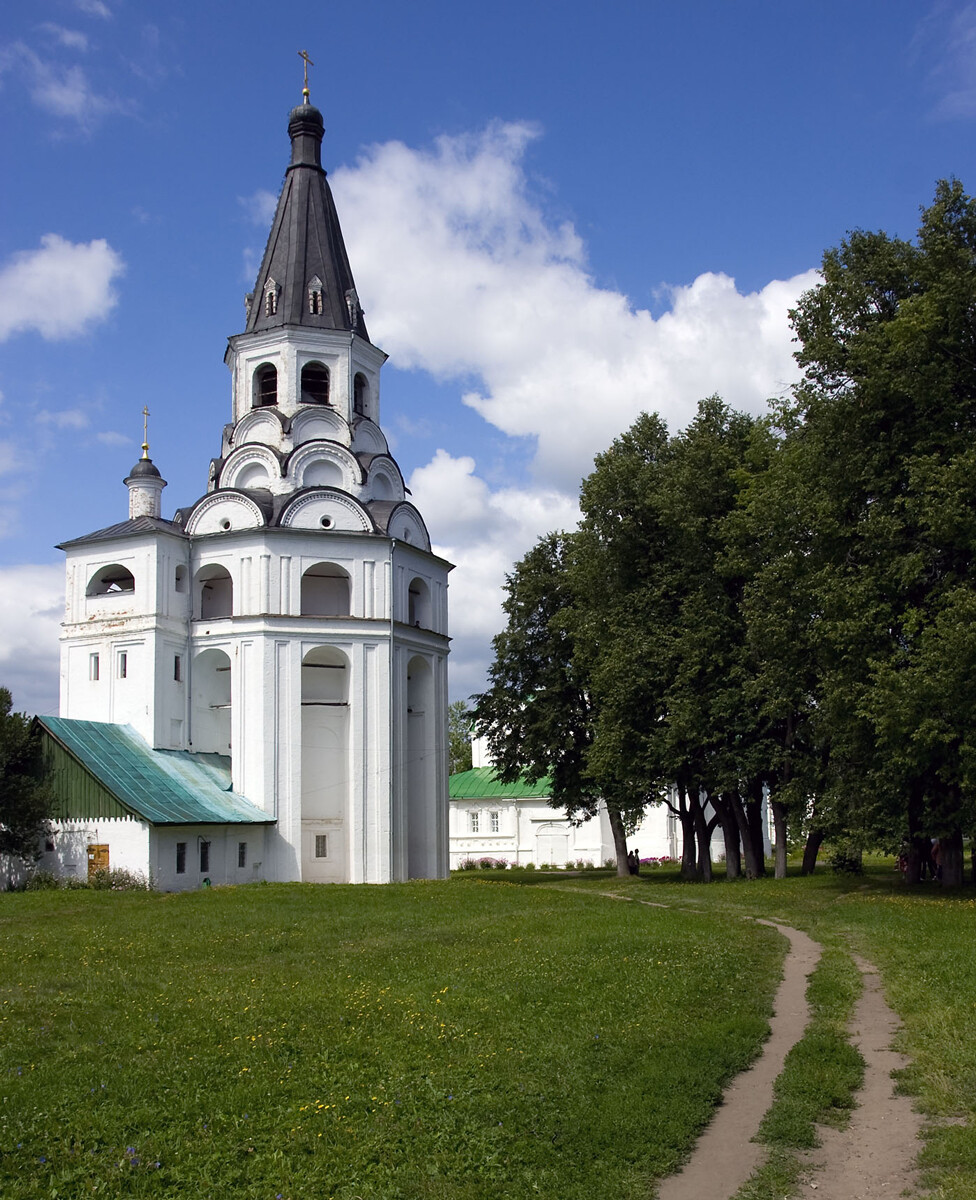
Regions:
[[499, 861, 976, 1199], [0, 880, 784, 1200]]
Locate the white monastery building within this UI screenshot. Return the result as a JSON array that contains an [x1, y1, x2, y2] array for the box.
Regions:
[[448, 737, 683, 869], [32, 88, 452, 888]]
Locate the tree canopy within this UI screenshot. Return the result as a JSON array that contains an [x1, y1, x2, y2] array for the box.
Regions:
[[476, 179, 976, 885]]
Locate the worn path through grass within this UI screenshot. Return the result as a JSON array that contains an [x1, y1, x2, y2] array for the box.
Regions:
[[493, 864, 976, 1199]]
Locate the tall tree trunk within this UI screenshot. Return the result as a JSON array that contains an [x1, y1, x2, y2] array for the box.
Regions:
[[941, 826, 964, 888], [746, 780, 767, 877], [713, 792, 742, 879], [770, 797, 788, 879], [729, 792, 763, 878], [906, 836, 927, 885], [607, 804, 630, 878], [692, 792, 712, 884], [675, 783, 698, 880], [800, 828, 824, 876]]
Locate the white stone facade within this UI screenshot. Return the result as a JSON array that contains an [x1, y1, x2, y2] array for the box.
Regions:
[[55, 101, 451, 887]]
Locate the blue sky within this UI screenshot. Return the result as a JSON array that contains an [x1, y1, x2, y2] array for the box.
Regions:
[[1, 0, 975, 715]]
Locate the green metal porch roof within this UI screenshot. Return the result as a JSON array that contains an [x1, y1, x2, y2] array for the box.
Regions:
[[448, 766, 552, 801], [37, 717, 274, 826]]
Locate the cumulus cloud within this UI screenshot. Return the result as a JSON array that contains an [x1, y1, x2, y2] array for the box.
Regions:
[[0, 565, 64, 717], [0, 234, 124, 342], [332, 123, 817, 695], [408, 450, 581, 700]]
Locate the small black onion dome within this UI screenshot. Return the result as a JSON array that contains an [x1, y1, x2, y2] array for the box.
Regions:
[[288, 103, 324, 168], [126, 457, 162, 480]]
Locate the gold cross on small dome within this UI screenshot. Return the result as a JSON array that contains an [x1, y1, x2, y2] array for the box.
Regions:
[[298, 49, 314, 102]]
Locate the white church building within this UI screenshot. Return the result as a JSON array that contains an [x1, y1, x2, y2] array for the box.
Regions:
[[31, 87, 452, 888]]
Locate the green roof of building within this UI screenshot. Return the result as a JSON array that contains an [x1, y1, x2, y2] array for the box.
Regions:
[[37, 717, 274, 826], [448, 766, 551, 800]]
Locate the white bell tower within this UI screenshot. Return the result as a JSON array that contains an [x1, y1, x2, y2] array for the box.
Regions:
[[58, 81, 452, 884]]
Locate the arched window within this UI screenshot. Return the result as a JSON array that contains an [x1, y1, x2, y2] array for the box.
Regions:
[[196, 564, 233, 619], [353, 373, 368, 416], [408, 577, 431, 628], [253, 364, 277, 408], [307, 276, 324, 315], [301, 563, 350, 616], [301, 362, 330, 405], [87, 564, 135, 596]]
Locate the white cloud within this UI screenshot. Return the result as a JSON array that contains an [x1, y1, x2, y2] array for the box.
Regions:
[[0, 234, 124, 342], [914, 2, 976, 118], [39, 24, 89, 52], [0, 442, 20, 477], [332, 123, 817, 695], [95, 430, 130, 446], [37, 408, 90, 430], [3, 41, 117, 128], [75, 0, 112, 18], [239, 189, 278, 227], [0, 565, 64, 717], [408, 450, 581, 701]]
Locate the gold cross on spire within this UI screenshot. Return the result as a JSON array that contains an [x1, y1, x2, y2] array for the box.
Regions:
[[141, 405, 150, 460], [298, 49, 314, 102]]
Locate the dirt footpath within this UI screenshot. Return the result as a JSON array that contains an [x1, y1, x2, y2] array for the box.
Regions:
[[653, 922, 925, 1200], [656, 922, 821, 1200], [799, 954, 925, 1199]]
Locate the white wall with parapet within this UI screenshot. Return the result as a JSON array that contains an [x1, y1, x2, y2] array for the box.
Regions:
[[61, 533, 190, 748]]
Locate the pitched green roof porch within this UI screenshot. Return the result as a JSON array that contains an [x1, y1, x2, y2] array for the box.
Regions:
[[36, 717, 273, 827]]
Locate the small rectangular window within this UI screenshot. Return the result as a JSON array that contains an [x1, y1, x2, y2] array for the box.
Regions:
[[89, 653, 100, 681], [118, 651, 127, 679], [470, 811, 480, 834], [176, 842, 186, 874], [45, 838, 55, 853], [238, 841, 247, 869], [200, 841, 210, 873], [174, 654, 182, 682], [315, 834, 328, 859], [489, 811, 500, 834]]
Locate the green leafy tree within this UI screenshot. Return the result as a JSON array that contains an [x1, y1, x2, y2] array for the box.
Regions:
[[474, 533, 639, 876], [0, 690, 52, 863], [447, 699, 473, 775], [778, 180, 976, 883]]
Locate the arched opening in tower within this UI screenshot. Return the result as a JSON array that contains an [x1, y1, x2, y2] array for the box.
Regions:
[[301, 645, 349, 881], [196, 564, 233, 619], [191, 647, 232, 757], [406, 654, 433, 879], [301, 563, 350, 616]]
